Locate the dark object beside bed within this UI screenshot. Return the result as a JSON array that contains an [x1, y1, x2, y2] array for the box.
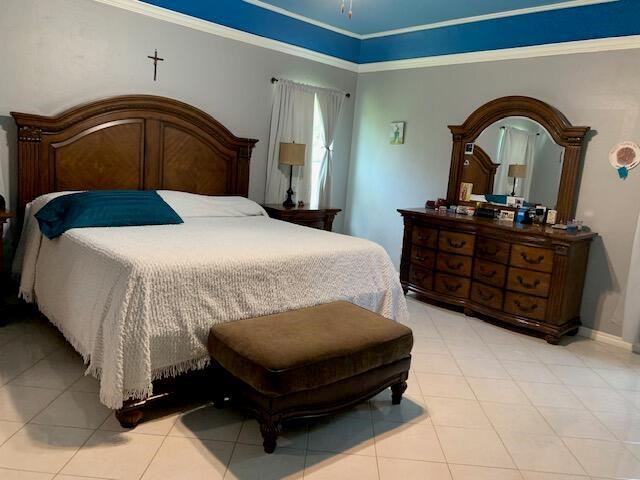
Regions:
[[208, 301, 413, 453]]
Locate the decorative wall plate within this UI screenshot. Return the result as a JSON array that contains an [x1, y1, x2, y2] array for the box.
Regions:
[[609, 141, 640, 178]]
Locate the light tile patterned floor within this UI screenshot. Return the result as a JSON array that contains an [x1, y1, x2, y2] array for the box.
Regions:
[[3, 296, 640, 479]]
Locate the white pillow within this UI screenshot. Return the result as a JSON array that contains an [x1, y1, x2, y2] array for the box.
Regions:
[[157, 190, 267, 218]]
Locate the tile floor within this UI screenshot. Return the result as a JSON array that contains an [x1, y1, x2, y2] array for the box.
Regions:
[[2, 296, 640, 479]]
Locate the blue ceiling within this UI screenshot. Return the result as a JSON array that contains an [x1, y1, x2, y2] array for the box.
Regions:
[[254, 0, 576, 35], [142, 0, 640, 64]]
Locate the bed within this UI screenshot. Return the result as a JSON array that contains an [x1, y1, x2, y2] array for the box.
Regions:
[[11, 95, 408, 422]]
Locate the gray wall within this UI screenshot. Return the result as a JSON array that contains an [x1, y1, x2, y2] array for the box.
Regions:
[[345, 50, 640, 336], [0, 0, 357, 238]]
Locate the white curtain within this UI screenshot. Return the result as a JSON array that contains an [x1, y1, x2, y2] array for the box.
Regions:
[[624, 212, 640, 350], [265, 80, 315, 204], [494, 127, 537, 197], [316, 89, 345, 207]]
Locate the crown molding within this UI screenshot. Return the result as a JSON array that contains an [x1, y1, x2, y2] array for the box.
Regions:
[[91, 0, 360, 72], [91, 0, 640, 75], [241, 0, 618, 40], [358, 35, 640, 73], [241, 0, 361, 39], [360, 0, 619, 39]]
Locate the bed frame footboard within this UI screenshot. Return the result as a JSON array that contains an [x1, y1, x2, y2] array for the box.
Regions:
[[113, 366, 224, 428]]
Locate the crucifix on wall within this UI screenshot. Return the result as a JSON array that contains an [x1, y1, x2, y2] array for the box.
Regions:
[[147, 49, 164, 81]]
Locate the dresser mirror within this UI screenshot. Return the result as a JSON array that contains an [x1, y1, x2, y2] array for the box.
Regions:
[[471, 116, 564, 207], [446, 96, 590, 223]]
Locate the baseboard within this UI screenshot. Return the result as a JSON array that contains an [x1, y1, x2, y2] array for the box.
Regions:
[[578, 326, 633, 352]]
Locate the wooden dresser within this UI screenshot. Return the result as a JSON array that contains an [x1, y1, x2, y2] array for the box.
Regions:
[[398, 209, 596, 344]]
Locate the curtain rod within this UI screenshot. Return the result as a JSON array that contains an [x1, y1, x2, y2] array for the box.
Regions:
[[270, 77, 351, 98]]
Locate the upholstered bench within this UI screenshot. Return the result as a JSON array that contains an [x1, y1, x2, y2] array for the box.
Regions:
[[208, 301, 413, 453]]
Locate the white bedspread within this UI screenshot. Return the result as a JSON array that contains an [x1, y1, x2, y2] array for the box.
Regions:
[[16, 192, 408, 409]]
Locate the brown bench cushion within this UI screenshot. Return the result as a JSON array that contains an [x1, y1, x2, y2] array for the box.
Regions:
[[208, 301, 413, 397]]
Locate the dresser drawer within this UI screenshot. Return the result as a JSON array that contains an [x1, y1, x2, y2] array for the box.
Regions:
[[409, 265, 433, 291], [412, 225, 438, 249], [510, 245, 554, 273], [411, 246, 436, 270], [471, 282, 504, 310], [438, 231, 475, 256], [473, 259, 507, 288], [504, 292, 547, 321], [436, 252, 472, 277], [507, 267, 551, 297], [434, 273, 471, 299], [476, 237, 510, 264]]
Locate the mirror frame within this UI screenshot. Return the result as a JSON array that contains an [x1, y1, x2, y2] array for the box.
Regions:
[[446, 96, 590, 223]]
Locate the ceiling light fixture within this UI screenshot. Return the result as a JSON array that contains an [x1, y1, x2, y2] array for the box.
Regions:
[[340, 0, 353, 19]]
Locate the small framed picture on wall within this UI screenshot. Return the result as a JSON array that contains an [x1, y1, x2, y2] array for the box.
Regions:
[[390, 121, 405, 145]]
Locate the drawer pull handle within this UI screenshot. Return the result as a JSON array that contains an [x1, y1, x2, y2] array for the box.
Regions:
[[516, 275, 541, 289], [416, 255, 426, 262], [478, 246, 500, 256], [443, 281, 462, 293], [411, 272, 428, 284], [446, 259, 464, 271], [447, 239, 467, 249], [477, 289, 495, 301], [514, 300, 538, 313], [479, 267, 497, 278], [417, 233, 431, 241], [520, 252, 545, 265]]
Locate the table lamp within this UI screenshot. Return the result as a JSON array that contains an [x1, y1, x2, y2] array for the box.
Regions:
[[279, 142, 306, 208], [508, 164, 527, 196]]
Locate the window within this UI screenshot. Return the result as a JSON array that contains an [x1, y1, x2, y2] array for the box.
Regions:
[[310, 95, 327, 208]]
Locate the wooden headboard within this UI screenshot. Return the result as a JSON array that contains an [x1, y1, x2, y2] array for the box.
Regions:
[[460, 145, 499, 195], [11, 95, 258, 214]]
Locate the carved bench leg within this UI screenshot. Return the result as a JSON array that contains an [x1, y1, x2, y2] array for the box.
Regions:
[[115, 407, 144, 428], [391, 381, 408, 405], [259, 417, 280, 454]]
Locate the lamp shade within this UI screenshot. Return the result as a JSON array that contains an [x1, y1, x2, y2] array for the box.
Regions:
[[279, 143, 306, 166], [508, 164, 527, 178]]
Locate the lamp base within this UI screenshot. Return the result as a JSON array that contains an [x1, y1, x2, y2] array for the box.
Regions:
[[282, 188, 295, 208]]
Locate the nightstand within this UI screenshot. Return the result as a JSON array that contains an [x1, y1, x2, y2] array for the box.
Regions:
[[0, 212, 14, 321], [262, 205, 341, 232]]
